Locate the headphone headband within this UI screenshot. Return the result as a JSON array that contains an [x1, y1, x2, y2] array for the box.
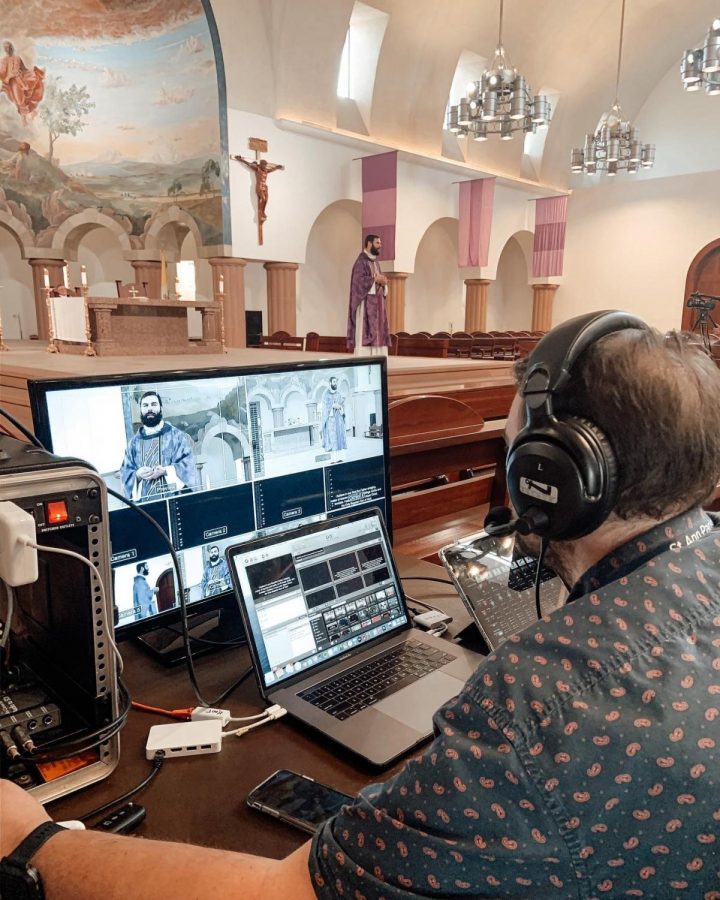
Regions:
[[522, 310, 648, 414]]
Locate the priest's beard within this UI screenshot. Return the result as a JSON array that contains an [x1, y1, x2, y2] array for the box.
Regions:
[[141, 410, 162, 428]]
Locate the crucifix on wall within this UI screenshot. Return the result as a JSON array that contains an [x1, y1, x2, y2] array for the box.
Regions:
[[232, 137, 285, 245]]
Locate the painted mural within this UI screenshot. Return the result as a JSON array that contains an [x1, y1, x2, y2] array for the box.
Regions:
[[0, 0, 227, 249]]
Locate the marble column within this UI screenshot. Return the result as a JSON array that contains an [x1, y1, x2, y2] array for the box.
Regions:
[[385, 272, 409, 334], [131, 260, 162, 298], [209, 257, 247, 349], [532, 284, 559, 332], [272, 406, 284, 428], [264, 262, 298, 336], [464, 279, 491, 333], [29, 259, 66, 340]]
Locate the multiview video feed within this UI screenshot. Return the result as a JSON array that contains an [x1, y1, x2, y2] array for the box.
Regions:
[[40, 363, 388, 628]]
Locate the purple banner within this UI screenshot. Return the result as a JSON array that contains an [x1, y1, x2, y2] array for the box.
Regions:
[[362, 151, 397, 261], [533, 196, 569, 277], [458, 177, 495, 268]]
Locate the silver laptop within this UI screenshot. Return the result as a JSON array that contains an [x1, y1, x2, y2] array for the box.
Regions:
[[440, 530, 566, 652], [226, 508, 482, 767]]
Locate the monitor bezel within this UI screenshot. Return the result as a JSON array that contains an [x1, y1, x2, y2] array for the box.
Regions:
[[28, 356, 392, 640]]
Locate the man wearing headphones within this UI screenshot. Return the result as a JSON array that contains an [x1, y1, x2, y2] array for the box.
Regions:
[[2, 312, 720, 899]]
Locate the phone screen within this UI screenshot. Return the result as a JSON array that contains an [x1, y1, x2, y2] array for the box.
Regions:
[[247, 769, 354, 833]]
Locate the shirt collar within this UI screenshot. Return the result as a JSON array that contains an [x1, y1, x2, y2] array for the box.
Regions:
[[567, 506, 717, 602]]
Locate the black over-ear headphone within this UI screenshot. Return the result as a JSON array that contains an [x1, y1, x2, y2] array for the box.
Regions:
[[506, 310, 649, 541]]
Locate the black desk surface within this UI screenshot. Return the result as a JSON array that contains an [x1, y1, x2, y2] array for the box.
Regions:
[[45, 556, 479, 858]]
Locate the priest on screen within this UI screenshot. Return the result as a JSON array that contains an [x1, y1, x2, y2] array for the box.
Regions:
[[346, 234, 390, 356]]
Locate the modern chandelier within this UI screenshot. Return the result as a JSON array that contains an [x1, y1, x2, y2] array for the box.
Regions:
[[446, 0, 551, 141], [681, 19, 720, 94], [570, 0, 655, 176]]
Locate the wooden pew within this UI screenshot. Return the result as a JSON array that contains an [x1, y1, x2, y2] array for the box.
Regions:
[[256, 331, 305, 350], [389, 394, 508, 561], [305, 332, 350, 353], [395, 335, 449, 358]]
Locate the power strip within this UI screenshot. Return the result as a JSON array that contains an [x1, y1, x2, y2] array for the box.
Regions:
[[145, 719, 222, 759]]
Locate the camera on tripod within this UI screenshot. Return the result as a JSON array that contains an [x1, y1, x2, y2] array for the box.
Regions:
[[687, 291, 719, 312]]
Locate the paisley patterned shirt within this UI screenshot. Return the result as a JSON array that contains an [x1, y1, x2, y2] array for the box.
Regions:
[[309, 508, 720, 899]]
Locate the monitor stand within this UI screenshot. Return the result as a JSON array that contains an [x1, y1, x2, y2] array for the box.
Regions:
[[133, 605, 245, 666]]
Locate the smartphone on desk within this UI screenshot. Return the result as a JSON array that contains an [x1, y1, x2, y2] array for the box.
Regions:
[[247, 769, 354, 835]]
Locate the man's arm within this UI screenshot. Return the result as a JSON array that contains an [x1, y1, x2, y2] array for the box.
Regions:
[[1, 781, 317, 900]]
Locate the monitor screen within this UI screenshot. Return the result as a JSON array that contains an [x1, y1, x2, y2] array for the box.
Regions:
[[29, 358, 391, 637]]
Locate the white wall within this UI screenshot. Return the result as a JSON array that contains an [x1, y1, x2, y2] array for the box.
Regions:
[[558, 170, 720, 332], [487, 237, 533, 331], [406, 218, 464, 333], [299, 200, 361, 335], [0, 229, 34, 338]]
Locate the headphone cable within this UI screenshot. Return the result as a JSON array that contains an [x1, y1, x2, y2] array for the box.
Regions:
[[534, 538, 549, 621]]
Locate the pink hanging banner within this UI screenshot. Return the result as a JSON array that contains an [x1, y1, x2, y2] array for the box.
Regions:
[[458, 177, 495, 268], [362, 151, 397, 261], [533, 195, 568, 277]]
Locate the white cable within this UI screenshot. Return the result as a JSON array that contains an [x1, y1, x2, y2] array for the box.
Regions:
[[21, 539, 123, 676], [226, 704, 284, 724], [0, 580, 14, 649], [222, 706, 287, 739]]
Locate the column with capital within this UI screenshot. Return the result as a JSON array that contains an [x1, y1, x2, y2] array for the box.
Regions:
[[29, 259, 66, 340], [531, 284, 558, 332], [464, 279, 491, 333], [264, 262, 298, 336], [209, 258, 247, 348], [385, 272, 409, 334], [130, 260, 162, 298]]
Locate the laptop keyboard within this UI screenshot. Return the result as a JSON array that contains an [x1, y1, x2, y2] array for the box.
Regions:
[[298, 638, 456, 721]]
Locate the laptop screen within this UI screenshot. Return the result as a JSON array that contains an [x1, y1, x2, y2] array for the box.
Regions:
[[228, 511, 408, 689]]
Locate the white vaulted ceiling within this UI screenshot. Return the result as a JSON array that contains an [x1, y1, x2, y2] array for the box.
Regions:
[[211, 0, 720, 186]]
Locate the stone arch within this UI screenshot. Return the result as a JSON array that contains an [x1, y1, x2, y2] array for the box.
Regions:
[[408, 217, 463, 333], [0, 214, 33, 257], [199, 420, 251, 485], [200, 420, 250, 458], [143, 205, 206, 261], [504, 230, 534, 282], [488, 232, 534, 332], [246, 388, 275, 410], [279, 379, 311, 408], [301, 198, 362, 335], [51, 210, 132, 257]]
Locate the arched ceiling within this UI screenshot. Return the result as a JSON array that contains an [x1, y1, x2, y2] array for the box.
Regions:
[[212, 0, 719, 186]]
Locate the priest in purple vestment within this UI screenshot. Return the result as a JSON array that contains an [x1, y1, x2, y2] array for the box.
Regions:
[[346, 234, 390, 355], [119, 390, 201, 500]]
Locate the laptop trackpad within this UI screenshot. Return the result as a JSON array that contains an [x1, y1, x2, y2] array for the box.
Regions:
[[374, 671, 463, 733]]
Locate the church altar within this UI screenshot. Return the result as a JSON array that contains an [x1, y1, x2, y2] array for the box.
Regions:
[[53, 297, 224, 357]]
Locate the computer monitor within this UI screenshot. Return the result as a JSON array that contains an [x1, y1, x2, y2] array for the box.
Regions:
[[29, 358, 391, 651]]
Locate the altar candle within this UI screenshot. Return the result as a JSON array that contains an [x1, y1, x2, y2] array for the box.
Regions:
[[218, 274, 225, 295], [62, 264, 69, 289], [43, 268, 50, 289], [81, 265, 88, 287]]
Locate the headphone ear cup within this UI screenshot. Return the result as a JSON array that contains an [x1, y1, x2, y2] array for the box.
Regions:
[[564, 415, 619, 526], [507, 416, 618, 541]]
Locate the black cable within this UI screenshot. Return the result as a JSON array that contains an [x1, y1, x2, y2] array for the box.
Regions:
[[105, 486, 238, 710], [212, 664, 255, 706], [534, 538, 549, 621], [401, 576, 454, 586], [400, 576, 455, 614], [0, 406, 250, 711], [161, 623, 246, 648], [76, 750, 165, 824], [0, 408, 44, 447]]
